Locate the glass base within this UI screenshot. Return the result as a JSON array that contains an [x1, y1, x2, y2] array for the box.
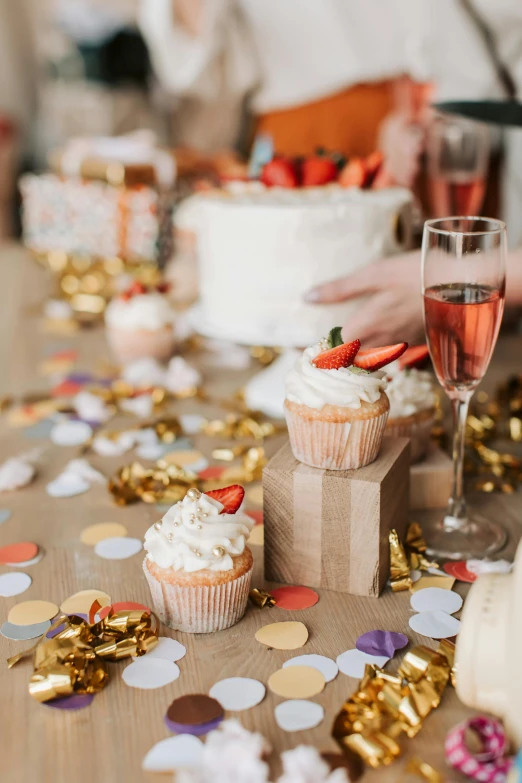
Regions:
[[424, 512, 507, 560]]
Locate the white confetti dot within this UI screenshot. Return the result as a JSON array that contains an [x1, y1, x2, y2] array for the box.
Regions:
[[94, 537, 142, 560], [274, 700, 324, 732], [282, 654, 338, 683], [142, 735, 203, 772], [50, 420, 93, 446], [0, 572, 32, 597], [336, 649, 389, 678], [209, 677, 265, 711], [122, 658, 180, 689], [410, 587, 463, 615], [409, 610, 462, 639]]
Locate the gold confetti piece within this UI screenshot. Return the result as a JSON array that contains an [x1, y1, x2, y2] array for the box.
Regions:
[[333, 640, 454, 768], [255, 621, 308, 650], [249, 524, 264, 547], [108, 460, 199, 505], [8, 600, 59, 626], [250, 345, 281, 366], [268, 666, 325, 699], [249, 588, 276, 608], [80, 523, 128, 546], [162, 450, 204, 467], [0, 396, 12, 413], [8, 607, 159, 702], [410, 575, 455, 593]]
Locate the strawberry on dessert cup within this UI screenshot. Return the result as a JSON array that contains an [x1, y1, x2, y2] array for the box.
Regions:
[[385, 345, 437, 463], [105, 281, 175, 365], [143, 485, 254, 633], [284, 328, 408, 471]]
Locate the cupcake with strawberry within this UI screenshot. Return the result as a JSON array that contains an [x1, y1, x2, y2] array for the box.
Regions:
[[285, 328, 407, 470], [384, 345, 437, 462], [143, 485, 254, 633], [105, 281, 175, 364]]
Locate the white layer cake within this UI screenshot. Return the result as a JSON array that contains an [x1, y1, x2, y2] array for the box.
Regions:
[[192, 185, 412, 347]]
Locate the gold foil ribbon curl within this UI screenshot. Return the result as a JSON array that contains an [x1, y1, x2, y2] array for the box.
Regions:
[[109, 460, 199, 505], [249, 588, 276, 608], [333, 641, 454, 769], [389, 523, 440, 592], [8, 608, 158, 703]]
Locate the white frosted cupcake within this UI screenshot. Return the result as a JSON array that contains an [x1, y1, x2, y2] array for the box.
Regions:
[[105, 282, 175, 364], [385, 349, 437, 462], [143, 486, 254, 633], [284, 330, 408, 470]]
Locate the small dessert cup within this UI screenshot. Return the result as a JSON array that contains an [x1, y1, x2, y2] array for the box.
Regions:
[[385, 407, 436, 463]]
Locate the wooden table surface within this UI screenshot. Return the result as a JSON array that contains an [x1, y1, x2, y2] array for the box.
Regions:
[[1, 246, 521, 783]]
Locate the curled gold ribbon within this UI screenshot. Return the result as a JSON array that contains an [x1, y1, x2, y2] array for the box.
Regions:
[[249, 588, 276, 609], [8, 608, 158, 703], [389, 523, 441, 592], [333, 641, 454, 769]]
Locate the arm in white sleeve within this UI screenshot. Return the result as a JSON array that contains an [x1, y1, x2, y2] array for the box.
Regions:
[[138, 0, 259, 101]]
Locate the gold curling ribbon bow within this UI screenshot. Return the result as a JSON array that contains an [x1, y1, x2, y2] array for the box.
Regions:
[[389, 523, 440, 592], [332, 641, 454, 769], [7, 608, 158, 703]]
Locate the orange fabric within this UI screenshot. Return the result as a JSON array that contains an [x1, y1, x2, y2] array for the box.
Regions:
[[255, 82, 395, 159]]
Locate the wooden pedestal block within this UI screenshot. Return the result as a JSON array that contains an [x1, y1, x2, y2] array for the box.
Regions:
[[410, 446, 452, 509], [263, 437, 410, 598]]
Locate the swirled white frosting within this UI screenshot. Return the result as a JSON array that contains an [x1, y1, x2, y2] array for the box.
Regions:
[[144, 492, 253, 572], [105, 293, 173, 331], [385, 367, 437, 418], [285, 342, 386, 410]]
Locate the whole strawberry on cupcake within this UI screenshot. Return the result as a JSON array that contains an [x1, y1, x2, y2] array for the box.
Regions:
[[285, 328, 408, 470], [105, 281, 175, 364], [143, 485, 254, 633], [384, 345, 437, 463]]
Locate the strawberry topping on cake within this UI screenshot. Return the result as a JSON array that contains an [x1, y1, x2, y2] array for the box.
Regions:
[[311, 329, 408, 373], [354, 342, 408, 372], [205, 485, 245, 514], [399, 344, 430, 370]]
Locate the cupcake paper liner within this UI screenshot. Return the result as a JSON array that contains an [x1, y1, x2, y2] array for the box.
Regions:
[[143, 559, 253, 633], [385, 412, 435, 463], [285, 405, 389, 471]]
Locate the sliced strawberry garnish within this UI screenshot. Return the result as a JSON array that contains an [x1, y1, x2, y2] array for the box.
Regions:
[[338, 158, 366, 188], [354, 342, 408, 372], [363, 151, 384, 187], [205, 485, 245, 514], [301, 156, 338, 187], [312, 339, 361, 370], [260, 158, 299, 188], [399, 344, 430, 370], [127, 281, 148, 296]]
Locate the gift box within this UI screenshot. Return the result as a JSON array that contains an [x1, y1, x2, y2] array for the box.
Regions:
[[21, 132, 175, 264]]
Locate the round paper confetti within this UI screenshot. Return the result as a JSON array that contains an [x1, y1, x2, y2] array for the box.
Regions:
[[164, 716, 223, 736], [1, 619, 51, 640], [247, 485, 263, 506], [356, 630, 408, 658], [44, 694, 94, 710], [336, 649, 390, 678], [7, 550, 44, 568], [409, 610, 462, 639], [0, 572, 32, 597], [122, 658, 180, 689], [46, 474, 90, 498], [8, 600, 58, 626], [50, 420, 93, 446], [209, 677, 265, 711], [255, 621, 308, 650], [164, 450, 205, 467], [268, 666, 325, 699], [443, 561, 476, 583], [271, 585, 319, 611], [167, 695, 224, 726], [179, 414, 206, 434], [282, 654, 338, 683], [410, 569, 422, 583], [0, 542, 38, 565], [0, 509, 12, 524], [248, 524, 264, 547], [410, 587, 463, 615], [410, 575, 456, 593], [246, 510, 263, 525], [94, 537, 142, 560], [274, 700, 324, 732], [140, 636, 186, 662], [98, 602, 150, 620], [80, 523, 128, 545], [60, 589, 111, 615], [143, 735, 204, 773]]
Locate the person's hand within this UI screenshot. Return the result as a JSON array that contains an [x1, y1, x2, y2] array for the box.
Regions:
[[305, 250, 425, 346], [378, 113, 425, 189]]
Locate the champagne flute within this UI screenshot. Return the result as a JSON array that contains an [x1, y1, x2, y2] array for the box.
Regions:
[[422, 217, 506, 559], [427, 116, 490, 218]]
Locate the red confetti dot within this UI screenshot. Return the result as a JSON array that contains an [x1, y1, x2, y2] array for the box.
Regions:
[[271, 585, 319, 610], [0, 541, 39, 564], [443, 561, 476, 583], [198, 466, 226, 481]]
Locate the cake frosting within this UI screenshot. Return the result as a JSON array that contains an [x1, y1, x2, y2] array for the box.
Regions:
[[192, 185, 412, 347], [105, 292, 173, 331], [285, 342, 387, 410], [144, 491, 254, 572], [385, 368, 437, 418]]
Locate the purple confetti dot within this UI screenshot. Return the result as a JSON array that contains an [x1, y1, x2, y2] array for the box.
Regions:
[[356, 630, 409, 659], [44, 694, 94, 710], [164, 715, 223, 736]]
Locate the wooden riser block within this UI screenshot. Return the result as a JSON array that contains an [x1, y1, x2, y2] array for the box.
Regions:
[[410, 446, 453, 509], [263, 437, 410, 598]]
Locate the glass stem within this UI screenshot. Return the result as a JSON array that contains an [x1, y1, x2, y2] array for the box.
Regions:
[[445, 393, 472, 529]]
